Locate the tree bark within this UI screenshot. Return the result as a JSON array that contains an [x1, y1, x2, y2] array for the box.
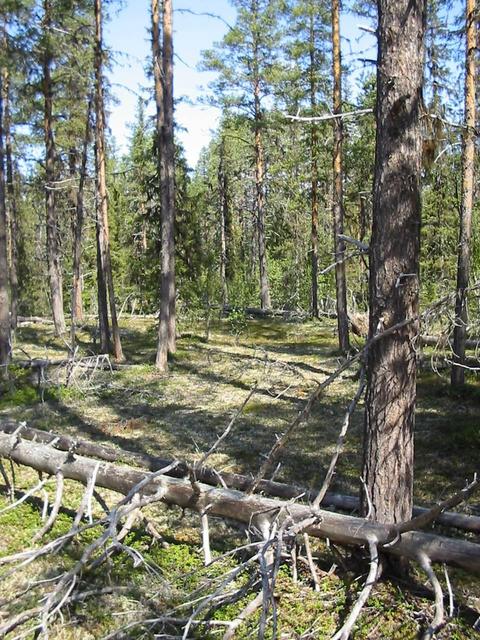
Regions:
[[71, 100, 92, 349], [251, 0, 271, 311], [94, 0, 123, 361], [218, 138, 229, 306], [332, 0, 349, 353], [2, 421, 478, 534], [362, 0, 425, 525], [2, 67, 18, 331], [0, 73, 10, 376], [154, 0, 176, 371], [68, 148, 83, 326], [451, 0, 476, 387], [309, 13, 319, 319], [1, 432, 479, 574], [43, 0, 66, 337]]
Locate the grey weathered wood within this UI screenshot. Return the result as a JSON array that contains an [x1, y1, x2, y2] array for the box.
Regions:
[[0, 421, 478, 534], [0, 432, 478, 573]]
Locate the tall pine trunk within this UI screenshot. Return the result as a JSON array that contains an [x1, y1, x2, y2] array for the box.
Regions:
[[332, 0, 349, 352], [1, 57, 18, 331], [43, 0, 66, 336], [218, 138, 229, 307], [309, 13, 319, 319], [0, 73, 10, 377], [68, 148, 83, 326], [94, 0, 123, 361], [153, 0, 176, 371], [254, 83, 271, 311], [451, 0, 476, 387], [71, 100, 91, 349], [251, 0, 271, 311], [362, 0, 425, 525]]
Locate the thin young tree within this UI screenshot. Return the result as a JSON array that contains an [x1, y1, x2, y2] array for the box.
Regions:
[[451, 0, 476, 387], [252, 0, 271, 310], [42, 0, 66, 336], [362, 0, 425, 525], [94, 0, 123, 361], [0, 72, 10, 376], [332, 0, 349, 352], [153, 0, 176, 371]]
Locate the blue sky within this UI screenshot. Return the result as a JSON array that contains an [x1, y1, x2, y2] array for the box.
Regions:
[[105, 1, 376, 168], [105, 1, 237, 167]]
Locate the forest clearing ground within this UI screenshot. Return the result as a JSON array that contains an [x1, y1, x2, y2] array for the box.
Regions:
[[0, 316, 479, 638]]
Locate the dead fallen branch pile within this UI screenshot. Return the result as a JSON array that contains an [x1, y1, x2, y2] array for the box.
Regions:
[[1, 421, 478, 534], [0, 431, 478, 572], [0, 428, 478, 638]]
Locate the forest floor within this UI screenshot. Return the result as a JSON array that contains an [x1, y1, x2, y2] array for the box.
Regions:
[[0, 315, 479, 639]]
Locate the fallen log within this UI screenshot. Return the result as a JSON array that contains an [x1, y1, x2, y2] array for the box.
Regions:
[[222, 305, 312, 321], [17, 316, 54, 325], [0, 432, 478, 573], [1, 421, 478, 534], [420, 335, 480, 350]]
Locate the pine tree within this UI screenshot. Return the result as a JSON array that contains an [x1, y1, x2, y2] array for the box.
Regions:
[[0, 67, 10, 376], [202, 0, 285, 310], [451, 0, 476, 386], [362, 0, 426, 526], [94, 0, 124, 361], [152, 0, 176, 371]]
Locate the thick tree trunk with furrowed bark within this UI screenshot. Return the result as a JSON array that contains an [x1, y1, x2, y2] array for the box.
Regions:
[[362, 0, 425, 525], [451, 0, 476, 387]]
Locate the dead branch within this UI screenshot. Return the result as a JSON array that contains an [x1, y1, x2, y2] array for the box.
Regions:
[[32, 470, 64, 541], [419, 552, 445, 640], [1, 421, 479, 534], [331, 537, 379, 640], [285, 108, 373, 123], [313, 368, 366, 509], [0, 433, 479, 573]]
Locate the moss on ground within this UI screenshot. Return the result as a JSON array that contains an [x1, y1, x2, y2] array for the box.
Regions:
[[0, 317, 479, 638]]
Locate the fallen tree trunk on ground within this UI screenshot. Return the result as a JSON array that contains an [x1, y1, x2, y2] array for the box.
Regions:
[[0, 431, 478, 573], [0, 421, 478, 534], [16, 316, 54, 325], [222, 305, 315, 320], [420, 335, 480, 350]]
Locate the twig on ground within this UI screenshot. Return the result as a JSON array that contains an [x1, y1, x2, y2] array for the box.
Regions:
[[313, 369, 366, 509], [419, 553, 445, 640], [331, 537, 379, 640]]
